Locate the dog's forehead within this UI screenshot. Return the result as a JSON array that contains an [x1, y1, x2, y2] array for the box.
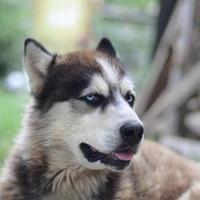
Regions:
[[52, 51, 135, 96], [56, 51, 123, 73], [54, 51, 125, 86], [56, 51, 100, 71]]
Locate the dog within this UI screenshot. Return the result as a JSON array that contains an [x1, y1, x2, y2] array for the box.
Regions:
[[0, 38, 200, 200]]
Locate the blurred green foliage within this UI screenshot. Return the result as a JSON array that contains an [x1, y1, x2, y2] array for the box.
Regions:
[[0, 0, 31, 77], [107, 0, 152, 8], [0, 87, 27, 166]]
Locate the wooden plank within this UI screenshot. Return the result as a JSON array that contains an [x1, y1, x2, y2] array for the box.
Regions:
[[142, 62, 200, 125], [136, 1, 181, 116], [136, 0, 196, 116]]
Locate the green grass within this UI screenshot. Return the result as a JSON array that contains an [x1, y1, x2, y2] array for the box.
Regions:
[[0, 88, 27, 167]]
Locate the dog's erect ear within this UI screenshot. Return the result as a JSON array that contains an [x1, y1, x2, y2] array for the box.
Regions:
[[96, 38, 116, 57], [24, 38, 53, 96]]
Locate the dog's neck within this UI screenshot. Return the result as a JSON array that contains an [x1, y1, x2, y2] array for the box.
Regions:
[[44, 163, 119, 200], [44, 151, 136, 200]]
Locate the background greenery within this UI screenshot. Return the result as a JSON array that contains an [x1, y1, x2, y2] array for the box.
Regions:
[[107, 0, 152, 8], [0, 0, 31, 166], [0, 0, 32, 78], [0, 87, 27, 166]]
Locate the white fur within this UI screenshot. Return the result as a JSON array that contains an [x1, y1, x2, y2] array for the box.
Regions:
[[96, 57, 119, 85], [81, 74, 109, 97], [120, 77, 135, 96]]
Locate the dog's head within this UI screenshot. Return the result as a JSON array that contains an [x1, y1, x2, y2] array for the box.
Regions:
[[24, 38, 143, 171]]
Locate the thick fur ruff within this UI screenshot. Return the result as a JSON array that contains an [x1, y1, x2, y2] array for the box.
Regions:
[[1, 138, 200, 200]]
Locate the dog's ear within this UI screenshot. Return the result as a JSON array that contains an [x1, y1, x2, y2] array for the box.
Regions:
[[96, 38, 116, 57], [24, 38, 53, 96]]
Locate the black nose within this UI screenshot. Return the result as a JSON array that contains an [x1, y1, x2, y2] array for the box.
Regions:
[[120, 123, 144, 145]]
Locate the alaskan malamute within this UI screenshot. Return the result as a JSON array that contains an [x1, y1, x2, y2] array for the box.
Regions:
[[0, 38, 200, 200]]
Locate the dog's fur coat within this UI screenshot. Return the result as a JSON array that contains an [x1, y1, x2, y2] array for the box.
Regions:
[[0, 38, 200, 200]]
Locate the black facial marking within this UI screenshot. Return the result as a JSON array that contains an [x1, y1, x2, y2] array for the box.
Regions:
[[35, 59, 101, 111], [97, 38, 116, 58], [100, 87, 116, 110], [24, 38, 51, 56]]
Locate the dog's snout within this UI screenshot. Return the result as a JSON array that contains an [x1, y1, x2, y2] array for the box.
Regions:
[[120, 123, 144, 145]]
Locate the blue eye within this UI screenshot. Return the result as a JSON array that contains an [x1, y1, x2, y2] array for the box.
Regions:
[[85, 94, 97, 102], [80, 93, 104, 107], [125, 92, 135, 106]]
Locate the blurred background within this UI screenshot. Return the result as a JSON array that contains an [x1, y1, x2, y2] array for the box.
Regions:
[[0, 0, 200, 167]]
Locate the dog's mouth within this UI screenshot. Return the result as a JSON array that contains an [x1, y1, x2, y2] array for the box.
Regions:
[[80, 143, 138, 170]]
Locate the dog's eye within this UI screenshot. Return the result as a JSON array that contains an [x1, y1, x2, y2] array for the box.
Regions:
[[85, 94, 97, 102], [80, 93, 104, 107], [125, 92, 135, 107]]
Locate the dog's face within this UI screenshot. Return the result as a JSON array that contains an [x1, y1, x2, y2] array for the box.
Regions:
[[24, 38, 143, 171]]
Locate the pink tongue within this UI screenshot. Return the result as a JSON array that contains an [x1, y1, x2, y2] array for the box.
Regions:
[[113, 152, 134, 161]]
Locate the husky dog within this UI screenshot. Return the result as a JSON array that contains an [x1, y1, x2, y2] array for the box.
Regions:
[[0, 38, 200, 200]]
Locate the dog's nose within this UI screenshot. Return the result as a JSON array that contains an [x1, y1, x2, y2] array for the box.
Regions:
[[120, 123, 144, 145]]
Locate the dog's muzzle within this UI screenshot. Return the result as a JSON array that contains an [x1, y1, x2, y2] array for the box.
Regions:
[[80, 122, 144, 170]]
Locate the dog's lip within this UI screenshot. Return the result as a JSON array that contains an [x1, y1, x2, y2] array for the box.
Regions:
[[80, 143, 135, 162]]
